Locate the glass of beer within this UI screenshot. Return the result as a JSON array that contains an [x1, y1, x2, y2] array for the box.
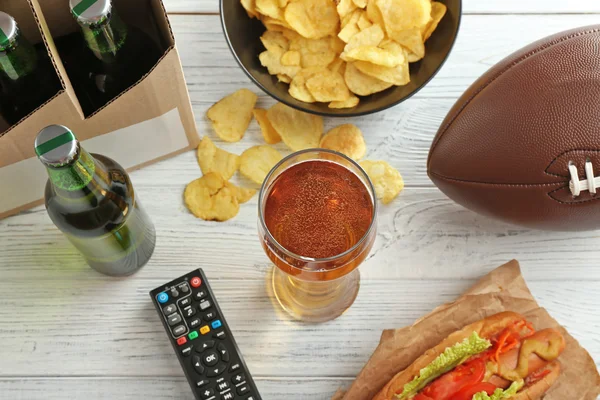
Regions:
[[258, 149, 377, 322]]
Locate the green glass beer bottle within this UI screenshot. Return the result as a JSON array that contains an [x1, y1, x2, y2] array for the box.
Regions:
[[0, 12, 61, 125], [62, 0, 162, 115], [35, 125, 156, 276]]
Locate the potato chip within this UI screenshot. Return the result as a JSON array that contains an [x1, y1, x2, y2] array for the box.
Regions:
[[289, 36, 337, 68], [284, 0, 339, 39], [354, 59, 409, 85], [389, 27, 425, 60], [423, 1, 447, 41], [196, 136, 240, 180], [260, 50, 302, 78], [343, 44, 405, 67], [278, 0, 289, 7], [277, 73, 292, 83], [267, 102, 323, 150], [338, 21, 360, 43], [320, 124, 366, 160], [256, 0, 283, 20], [184, 173, 240, 221], [353, 0, 367, 8], [289, 67, 325, 103], [306, 70, 351, 102], [341, 8, 361, 28], [281, 50, 301, 66], [328, 57, 345, 74], [377, 0, 431, 33], [344, 24, 384, 53], [241, 0, 258, 18], [329, 94, 359, 109], [240, 145, 283, 184], [225, 181, 257, 203], [357, 12, 372, 30], [207, 89, 258, 142], [262, 16, 293, 31], [260, 30, 289, 53], [366, 0, 384, 27], [359, 160, 404, 204], [253, 108, 282, 144], [344, 62, 392, 96], [337, 0, 358, 21]]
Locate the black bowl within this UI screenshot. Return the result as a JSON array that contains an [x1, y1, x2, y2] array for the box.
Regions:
[[220, 1, 462, 117]]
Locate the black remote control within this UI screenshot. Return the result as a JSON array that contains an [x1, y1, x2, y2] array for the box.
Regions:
[[150, 269, 261, 400]]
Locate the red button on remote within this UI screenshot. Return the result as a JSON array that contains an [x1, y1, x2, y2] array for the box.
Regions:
[[177, 337, 187, 346], [190, 277, 202, 288]]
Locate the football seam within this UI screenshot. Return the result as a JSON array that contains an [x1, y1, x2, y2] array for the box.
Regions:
[[546, 186, 600, 205], [544, 148, 600, 179], [429, 171, 567, 187], [428, 27, 600, 164]]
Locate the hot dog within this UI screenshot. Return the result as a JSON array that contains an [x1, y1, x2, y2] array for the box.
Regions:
[[373, 312, 565, 400]]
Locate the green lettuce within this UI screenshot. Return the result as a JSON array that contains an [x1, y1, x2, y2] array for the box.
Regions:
[[395, 332, 492, 400], [471, 380, 524, 400]]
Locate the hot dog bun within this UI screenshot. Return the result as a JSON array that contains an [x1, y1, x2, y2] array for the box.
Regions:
[[373, 312, 524, 400], [373, 313, 564, 400]]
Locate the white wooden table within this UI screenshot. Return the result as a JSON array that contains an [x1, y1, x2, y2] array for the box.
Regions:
[[1, 1, 599, 398]]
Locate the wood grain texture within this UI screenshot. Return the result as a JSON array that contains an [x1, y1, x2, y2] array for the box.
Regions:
[[0, 377, 349, 399], [0, 279, 597, 378], [163, 0, 600, 15]]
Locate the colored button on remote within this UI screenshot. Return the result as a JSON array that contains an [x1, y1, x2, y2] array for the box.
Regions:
[[211, 320, 222, 329], [157, 292, 169, 303], [190, 277, 202, 288], [189, 331, 199, 340], [200, 325, 211, 335], [177, 337, 187, 346]]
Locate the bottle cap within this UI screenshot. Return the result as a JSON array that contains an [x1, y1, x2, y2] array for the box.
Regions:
[[35, 125, 79, 167], [70, 0, 112, 25], [0, 12, 18, 52]]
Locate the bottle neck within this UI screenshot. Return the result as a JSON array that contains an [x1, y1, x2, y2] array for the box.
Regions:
[[0, 33, 37, 81], [45, 147, 99, 195], [79, 11, 128, 63]]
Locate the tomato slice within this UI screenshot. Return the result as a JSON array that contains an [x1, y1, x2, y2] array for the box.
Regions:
[[414, 394, 434, 400], [419, 358, 487, 400], [448, 382, 497, 400]]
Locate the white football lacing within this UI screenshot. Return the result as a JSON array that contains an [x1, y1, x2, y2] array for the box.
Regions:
[[569, 161, 600, 197]]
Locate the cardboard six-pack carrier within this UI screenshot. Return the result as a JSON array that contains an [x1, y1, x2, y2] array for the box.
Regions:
[[0, 0, 200, 219]]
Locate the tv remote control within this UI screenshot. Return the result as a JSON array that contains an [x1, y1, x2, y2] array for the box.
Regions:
[[150, 269, 262, 400]]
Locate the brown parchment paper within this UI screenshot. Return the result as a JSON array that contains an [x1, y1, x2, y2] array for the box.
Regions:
[[334, 260, 600, 400]]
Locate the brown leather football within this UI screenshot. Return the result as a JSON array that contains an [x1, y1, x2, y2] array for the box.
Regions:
[[427, 25, 600, 231]]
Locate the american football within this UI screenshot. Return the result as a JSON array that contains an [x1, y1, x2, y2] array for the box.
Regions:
[[428, 25, 600, 231]]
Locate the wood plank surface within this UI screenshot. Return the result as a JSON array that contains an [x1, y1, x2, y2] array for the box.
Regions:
[[0, 377, 349, 399], [163, 0, 600, 15], [0, 279, 597, 378]]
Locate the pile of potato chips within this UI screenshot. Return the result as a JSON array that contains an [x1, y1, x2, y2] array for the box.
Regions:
[[184, 89, 405, 221], [242, 0, 446, 108]]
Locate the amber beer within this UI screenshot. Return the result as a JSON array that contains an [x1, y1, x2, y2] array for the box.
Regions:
[[258, 149, 377, 322]]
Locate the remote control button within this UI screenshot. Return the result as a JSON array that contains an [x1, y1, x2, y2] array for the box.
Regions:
[[180, 283, 190, 293], [170, 288, 180, 298], [184, 306, 197, 318], [200, 387, 214, 399], [172, 325, 187, 336], [237, 385, 249, 396], [231, 373, 246, 385], [216, 379, 230, 392], [157, 292, 169, 303], [167, 313, 182, 326], [196, 379, 210, 388], [203, 351, 219, 367], [194, 290, 208, 301], [207, 363, 226, 377], [177, 337, 187, 346], [189, 331, 199, 340], [162, 304, 177, 315], [200, 325, 211, 335], [189, 317, 201, 329], [196, 340, 215, 353], [213, 331, 226, 340], [179, 297, 192, 308], [229, 363, 240, 372], [181, 345, 193, 357], [204, 311, 216, 321], [191, 277, 202, 288], [211, 320, 222, 330], [222, 392, 234, 400], [217, 343, 229, 362], [199, 300, 212, 311], [192, 355, 205, 374]]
